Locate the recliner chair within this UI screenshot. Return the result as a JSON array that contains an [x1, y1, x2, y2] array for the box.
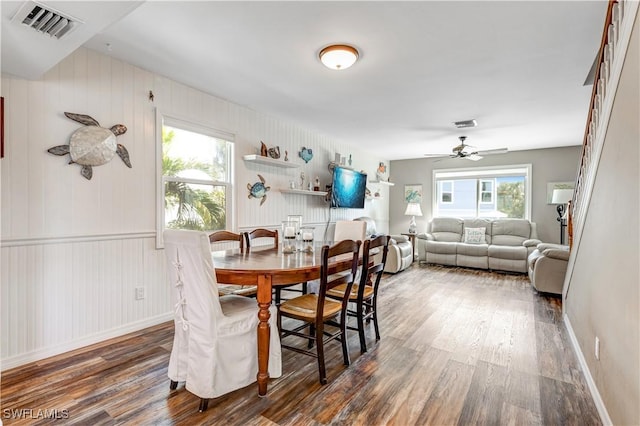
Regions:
[[527, 243, 570, 295], [353, 217, 412, 273]]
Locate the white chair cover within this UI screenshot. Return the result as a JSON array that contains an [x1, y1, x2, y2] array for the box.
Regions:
[[164, 229, 282, 399]]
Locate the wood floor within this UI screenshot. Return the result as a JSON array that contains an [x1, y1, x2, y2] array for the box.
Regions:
[[1, 264, 601, 425]]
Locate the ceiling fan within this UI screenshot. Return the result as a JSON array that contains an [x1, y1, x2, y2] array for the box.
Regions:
[[424, 136, 508, 161]]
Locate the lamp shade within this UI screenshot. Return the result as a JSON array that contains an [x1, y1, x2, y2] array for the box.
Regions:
[[319, 44, 359, 70], [551, 188, 573, 204], [404, 202, 423, 217]]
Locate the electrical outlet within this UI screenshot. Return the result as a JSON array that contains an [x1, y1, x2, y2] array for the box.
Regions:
[[135, 287, 145, 300], [595, 336, 600, 360]]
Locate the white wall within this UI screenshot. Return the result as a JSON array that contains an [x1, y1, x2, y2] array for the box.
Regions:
[[564, 10, 639, 424], [388, 146, 581, 243], [0, 48, 390, 368]]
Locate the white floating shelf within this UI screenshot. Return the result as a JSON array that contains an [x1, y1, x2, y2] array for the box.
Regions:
[[366, 196, 384, 200], [369, 180, 395, 186], [280, 189, 328, 196], [243, 154, 299, 168]]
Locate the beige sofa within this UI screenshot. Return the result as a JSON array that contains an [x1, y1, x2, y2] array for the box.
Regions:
[[416, 218, 541, 273], [354, 217, 413, 274], [527, 243, 570, 294]]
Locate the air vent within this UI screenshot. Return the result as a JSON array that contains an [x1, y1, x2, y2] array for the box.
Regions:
[[454, 119, 478, 129], [12, 1, 82, 39]]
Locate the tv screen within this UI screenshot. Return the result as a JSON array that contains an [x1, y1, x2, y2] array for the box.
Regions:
[[330, 167, 367, 209]]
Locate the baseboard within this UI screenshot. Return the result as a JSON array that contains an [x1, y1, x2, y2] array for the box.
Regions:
[[563, 313, 612, 425], [0, 312, 173, 372]]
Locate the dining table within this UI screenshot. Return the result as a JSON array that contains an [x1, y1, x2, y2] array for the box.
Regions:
[[212, 242, 355, 396]]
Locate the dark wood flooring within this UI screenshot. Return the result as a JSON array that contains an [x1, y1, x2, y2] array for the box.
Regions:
[[1, 264, 601, 425]]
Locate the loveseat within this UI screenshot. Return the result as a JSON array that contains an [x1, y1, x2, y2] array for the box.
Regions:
[[354, 217, 413, 274], [416, 218, 541, 273]]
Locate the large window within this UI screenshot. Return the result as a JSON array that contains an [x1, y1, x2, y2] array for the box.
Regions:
[[157, 113, 234, 245], [433, 165, 531, 219]]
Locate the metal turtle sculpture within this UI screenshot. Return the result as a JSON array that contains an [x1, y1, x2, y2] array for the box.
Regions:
[[247, 174, 270, 206], [47, 112, 132, 180]]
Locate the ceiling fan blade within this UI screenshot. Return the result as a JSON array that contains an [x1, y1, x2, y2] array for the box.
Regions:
[[423, 153, 450, 158], [476, 148, 508, 155], [466, 154, 483, 161]]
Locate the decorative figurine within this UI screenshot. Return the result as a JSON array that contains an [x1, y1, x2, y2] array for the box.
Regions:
[[268, 146, 280, 159], [47, 112, 132, 180], [299, 172, 305, 189], [299, 147, 313, 163], [284, 150, 289, 161], [348, 154, 352, 166], [247, 174, 270, 206], [260, 141, 268, 157], [314, 176, 320, 191], [376, 161, 389, 182]]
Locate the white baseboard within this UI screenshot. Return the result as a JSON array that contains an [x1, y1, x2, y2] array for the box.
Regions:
[[563, 313, 612, 425], [1, 312, 173, 372]]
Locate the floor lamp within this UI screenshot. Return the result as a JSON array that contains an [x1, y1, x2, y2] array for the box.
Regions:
[[551, 188, 573, 245]]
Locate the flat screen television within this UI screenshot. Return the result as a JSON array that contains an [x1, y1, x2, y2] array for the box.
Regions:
[[330, 166, 367, 209]]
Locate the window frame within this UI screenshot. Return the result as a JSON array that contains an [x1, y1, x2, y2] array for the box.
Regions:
[[432, 164, 532, 219], [155, 109, 235, 248]]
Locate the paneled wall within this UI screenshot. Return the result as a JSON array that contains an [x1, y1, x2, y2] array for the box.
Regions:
[[0, 48, 389, 368]]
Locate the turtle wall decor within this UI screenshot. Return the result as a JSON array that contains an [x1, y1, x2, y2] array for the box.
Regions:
[[247, 174, 270, 206], [47, 112, 132, 180]]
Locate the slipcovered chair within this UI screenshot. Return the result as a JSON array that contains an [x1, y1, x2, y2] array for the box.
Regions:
[[528, 243, 570, 295], [164, 229, 282, 412]]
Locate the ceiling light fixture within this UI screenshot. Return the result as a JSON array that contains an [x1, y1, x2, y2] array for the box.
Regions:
[[319, 44, 359, 70]]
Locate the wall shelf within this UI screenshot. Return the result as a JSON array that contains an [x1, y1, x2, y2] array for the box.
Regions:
[[280, 189, 328, 196], [243, 154, 299, 168], [366, 196, 384, 200], [369, 180, 395, 186]]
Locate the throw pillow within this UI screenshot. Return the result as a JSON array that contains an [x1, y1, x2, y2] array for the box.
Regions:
[[464, 227, 486, 244]]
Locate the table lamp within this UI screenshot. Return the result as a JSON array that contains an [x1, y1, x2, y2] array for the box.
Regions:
[[404, 202, 423, 234]]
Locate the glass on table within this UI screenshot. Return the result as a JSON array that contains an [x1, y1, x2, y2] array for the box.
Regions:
[[282, 220, 299, 253]]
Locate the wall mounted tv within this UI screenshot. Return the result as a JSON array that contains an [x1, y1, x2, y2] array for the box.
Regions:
[[330, 166, 367, 209]]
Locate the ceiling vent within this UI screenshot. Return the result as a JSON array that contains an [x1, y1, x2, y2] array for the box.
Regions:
[[12, 1, 82, 40], [454, 119, 478, 129]]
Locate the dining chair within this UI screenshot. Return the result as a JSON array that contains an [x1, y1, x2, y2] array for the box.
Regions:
[[163, 229, 282, 412], [277, 239, 361, 385], [246, 228, 308, 305], [327, 235, 390, 353], [209, 230, 257, 297]]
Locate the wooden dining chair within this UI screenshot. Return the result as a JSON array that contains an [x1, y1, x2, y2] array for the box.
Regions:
[[326, 235, 390, 353], [245, 228, 307, 304], [209, 230, 257, 297], [277, 239, 361, 385]]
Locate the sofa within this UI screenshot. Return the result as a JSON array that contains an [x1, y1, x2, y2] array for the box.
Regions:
[[354, 217, 413, 274], [527, 243, 570, 295], [416, 217, 541, 273]]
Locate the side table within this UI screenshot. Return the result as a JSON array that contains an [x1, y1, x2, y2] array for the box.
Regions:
[[401, 232, 417, 263]]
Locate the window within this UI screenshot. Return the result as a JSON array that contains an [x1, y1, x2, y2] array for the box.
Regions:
[[480, 179, 494, 204], [440, 181, 454, 204], [157, 113, 234, 246], [433, 165, 531, 219]]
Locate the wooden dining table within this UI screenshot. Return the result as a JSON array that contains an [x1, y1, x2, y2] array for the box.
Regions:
[[212, 243, 353, 396]]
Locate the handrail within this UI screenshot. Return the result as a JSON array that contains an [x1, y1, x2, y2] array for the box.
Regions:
[[570, 0, 618, 248]]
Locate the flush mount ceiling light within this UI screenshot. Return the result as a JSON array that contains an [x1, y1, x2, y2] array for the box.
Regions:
[[319, 44, 359, 70]]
